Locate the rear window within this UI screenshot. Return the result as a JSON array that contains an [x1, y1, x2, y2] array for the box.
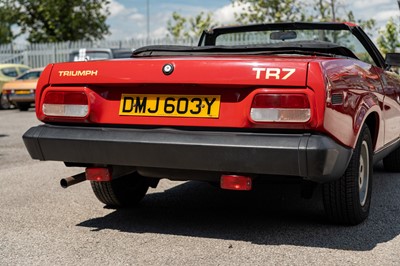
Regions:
[[113, 51, 132, 58], [71, 51, 112, 61], [1, 67, 18, 77], [17, 70, 42, 80], [19, 67, 30, 74]]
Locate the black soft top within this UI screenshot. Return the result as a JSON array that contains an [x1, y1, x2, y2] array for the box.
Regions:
[[132, 22, 385, 67], [132, 41, 357, 59]]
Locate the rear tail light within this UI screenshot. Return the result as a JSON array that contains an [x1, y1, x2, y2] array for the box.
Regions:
[[42, 91, 88, 117], [250, 94, 310, 122]]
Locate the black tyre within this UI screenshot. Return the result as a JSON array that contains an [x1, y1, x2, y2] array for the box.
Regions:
[[16, 102, 31, 111], [322, 125, 373, 225], [383, 147, 400, 172], [0, 93, 11, 110], [91, 171, 149, 207]]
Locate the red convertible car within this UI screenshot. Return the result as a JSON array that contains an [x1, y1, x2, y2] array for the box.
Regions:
[[23, 22, 400, 225]]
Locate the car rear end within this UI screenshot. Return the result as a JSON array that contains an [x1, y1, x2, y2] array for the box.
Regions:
[[24, 56, 351, 184], [3, 81, 36, 110], [2, 68, 43, 111]]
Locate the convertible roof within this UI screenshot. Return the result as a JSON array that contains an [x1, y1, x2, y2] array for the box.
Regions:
[[132, 42, 358, 59], [198, 22, 359, 46], [133, 22, 360, 59]]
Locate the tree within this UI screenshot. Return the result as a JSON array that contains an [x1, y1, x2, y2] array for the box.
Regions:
[[346, 11, 375, 35], [167, 12, 188, 39], [313, 0, 340, 22], [232, 0, 307, 23], [167, 0, 376, 40], [167, 11, 216, 39], [15, 0, 110, 43], [377, 17, 400, 56], [190, 12, 215, 37], [233, 0, 376, 34], [0, 1, 19, 44], [313, 1, 375, 30]]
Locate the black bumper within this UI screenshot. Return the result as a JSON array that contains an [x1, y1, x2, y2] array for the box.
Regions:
[[9, 93, 35, 103], [23, 125, 352, 183]]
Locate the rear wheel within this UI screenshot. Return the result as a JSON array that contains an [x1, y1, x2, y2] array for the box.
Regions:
[[322, 125, 372, 225], [0, 93, 11, 110], [91, 171, 149, 207]]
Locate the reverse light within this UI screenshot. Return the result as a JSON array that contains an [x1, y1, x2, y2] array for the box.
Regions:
[[42, 91, 89, 117], [250, 94, 310, 122], [220, 175, 252, 191]]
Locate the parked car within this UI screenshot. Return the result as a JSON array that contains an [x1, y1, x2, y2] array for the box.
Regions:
[[2, 67, 44, 111], [0, 64, 31, 109], [23, 22, 400, 225], [69, 48, 133, 61]]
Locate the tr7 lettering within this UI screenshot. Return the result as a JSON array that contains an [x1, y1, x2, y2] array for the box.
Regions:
[[252, 67, 296, 80]]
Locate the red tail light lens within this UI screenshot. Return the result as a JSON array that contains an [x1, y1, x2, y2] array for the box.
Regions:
[[220, 175, 252, 191], [43, 91, 88, 117], [44, 91, 88, 105], [85, 167, 112, 182], [250, 93, 310, 123], [252, 94, 310, 108]]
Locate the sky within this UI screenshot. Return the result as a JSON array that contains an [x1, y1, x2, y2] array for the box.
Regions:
[[107, 0, 400, 42]]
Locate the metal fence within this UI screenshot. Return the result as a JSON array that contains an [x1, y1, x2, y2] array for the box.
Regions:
[[0, 38, 198, 68]]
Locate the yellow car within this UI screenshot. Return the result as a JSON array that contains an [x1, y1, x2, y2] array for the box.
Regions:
[[2, 67, 43, 111], [0, 64, 31, 109]]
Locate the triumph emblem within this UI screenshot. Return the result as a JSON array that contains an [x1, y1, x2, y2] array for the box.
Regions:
[[162, 63, 174, 75]]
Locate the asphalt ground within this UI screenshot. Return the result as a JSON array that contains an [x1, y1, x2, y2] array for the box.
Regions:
[[1, 108, 400, 265]]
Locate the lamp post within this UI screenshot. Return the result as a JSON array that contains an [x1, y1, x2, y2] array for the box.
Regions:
[[146, 0, 150, 43], [397, 0, 400, 24]]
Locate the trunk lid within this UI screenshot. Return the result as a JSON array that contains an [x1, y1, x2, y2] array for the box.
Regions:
[[50, 56, 308, 86], [40, 56, 317, 128]]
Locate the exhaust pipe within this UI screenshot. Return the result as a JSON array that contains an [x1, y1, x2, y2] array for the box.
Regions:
[[60, 172, 86, 188]]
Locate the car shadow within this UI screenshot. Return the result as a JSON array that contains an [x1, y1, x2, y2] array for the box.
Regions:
[[77, 163, 400, 251]]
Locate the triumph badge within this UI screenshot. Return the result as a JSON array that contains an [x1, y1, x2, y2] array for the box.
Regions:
[[162, 63, 174, 75]]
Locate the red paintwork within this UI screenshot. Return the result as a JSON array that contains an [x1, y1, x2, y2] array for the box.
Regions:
[[35, 54, 400, 151]]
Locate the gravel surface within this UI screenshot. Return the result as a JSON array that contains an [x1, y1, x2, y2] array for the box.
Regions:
[[1, 109, 400, 266]]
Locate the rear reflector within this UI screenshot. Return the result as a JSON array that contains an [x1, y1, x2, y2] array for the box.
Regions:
[[42, 91, 88, 117], [250, 94, 310, 122], [220, 175, 252, 191], [85, 168, 112, 182]]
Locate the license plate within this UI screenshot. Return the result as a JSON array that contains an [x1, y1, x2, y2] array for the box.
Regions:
[[119, 94, 221, 118], [15, 90, 31, 95]]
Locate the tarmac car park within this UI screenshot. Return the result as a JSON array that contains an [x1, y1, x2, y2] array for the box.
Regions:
[[23, 22, 400, 225]]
